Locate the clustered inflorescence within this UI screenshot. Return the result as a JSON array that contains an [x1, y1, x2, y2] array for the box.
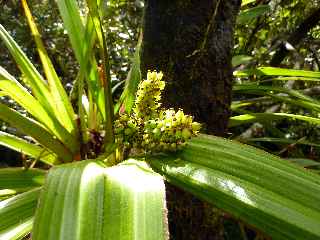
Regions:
[[114, 71, 201, 153]]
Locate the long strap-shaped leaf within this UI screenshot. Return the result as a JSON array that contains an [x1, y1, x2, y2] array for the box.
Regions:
[[0, 24, 55, 117], [229, 113, 320, 127], [86, 0, 114, 144], [0, 103, 73, 162], [0, 67, 78, 150], [234, 67, 320, 78], [0, 168, 45, 196], [32, 159, 168, 240], [56, 0, 105, 120], [0, 131, 59, 165], [0, 188, 40, 240], [147, 134, 320, 240], [114, 33, 142, 115], [21, 0, 77, 134]]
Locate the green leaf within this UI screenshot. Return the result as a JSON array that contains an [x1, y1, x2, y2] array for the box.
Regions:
[[0, 91, 6, 97], [241, 0, 256, 7], [233, 84, 316, 103], [0, 103, 73, 162], [115, 33, 142, 114], [244, 137, 320, 148], [229, 113, 320, 127], [237, 5, 270, 24], [0, 131, 59, 165], [0, 168, 45, 196], [234, 67, 320, 78], [0, 24, 55, 117], [56, 0, 105, 122], [86, 0, 114, 144], [0, 188, 40, 240], [0, 67, 78, 146], [22, 0, 77, 134], [233, 84, 320, 112], [286, 158, 320, 168], [147, 134, 320, 240], [32, 159, 168, 240]]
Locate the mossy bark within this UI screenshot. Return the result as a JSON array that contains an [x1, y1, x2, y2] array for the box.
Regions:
[[141, 1, 241, 239]]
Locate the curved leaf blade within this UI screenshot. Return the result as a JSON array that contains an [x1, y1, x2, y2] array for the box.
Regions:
[[0, 67, 77, 146], [32, 159, 168, 240], [0, 131, 59, 165], [22, 0, 77, 134], [0, 24, 55, 116], [229, 113, 320, 127], [0, 103, 73, 162], [0, 188, 40, 240], [234, 67, 320, 78], [147, 134, 320, 240], [0, 168, 45, 196], [104, 159, 168, 240]]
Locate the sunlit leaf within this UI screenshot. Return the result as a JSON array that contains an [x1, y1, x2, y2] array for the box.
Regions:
[[229, 113, 320, 127], [0, 168, 45, 196], [234, 67, 320, 78], [32, 159, 168, 240], [0, 24, 55, 116], [0, 103, 73, 162], [0, 188, 40, 240], [147, 134, 320, 240], [232, 55, 253, 67], [22, 0, 77, 134], [0, 131, 59, 165]]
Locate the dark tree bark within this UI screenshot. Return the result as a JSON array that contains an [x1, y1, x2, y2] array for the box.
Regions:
[[141, 1, 241, 239], [270, 7, 320, 67], [141, 0, 241, 136]]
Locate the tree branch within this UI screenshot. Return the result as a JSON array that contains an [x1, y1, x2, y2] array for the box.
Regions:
[[270, 7, 320, 67]]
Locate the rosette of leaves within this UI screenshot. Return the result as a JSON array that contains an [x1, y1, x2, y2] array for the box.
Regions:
[[1, 2, 320, 240]]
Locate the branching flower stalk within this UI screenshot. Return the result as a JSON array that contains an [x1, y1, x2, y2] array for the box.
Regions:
[[114, 71, 201, 156]]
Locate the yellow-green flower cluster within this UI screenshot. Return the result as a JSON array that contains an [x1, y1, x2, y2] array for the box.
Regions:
[[114, 71, 201, 153], [142, 109, 201, 152], [133, 71, 165, 120], [114, 114, 140, 148]]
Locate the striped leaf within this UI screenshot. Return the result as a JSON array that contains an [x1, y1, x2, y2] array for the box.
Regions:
[[0, 24, 55, 117], [0, 103, 73, 162], [22, 0, 77, 134], [0, 131, 59, 165], [32, 159, 168, 240], [0, 67, 77, 145], [0, 168, 45, 196], [234, 67, 320, 78], [229, 113, 320, 127], [0, 188, 40, 240], [147, 134, 320, 240]]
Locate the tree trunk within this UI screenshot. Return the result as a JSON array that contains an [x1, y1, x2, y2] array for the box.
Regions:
[[141, 1, 241, 239]]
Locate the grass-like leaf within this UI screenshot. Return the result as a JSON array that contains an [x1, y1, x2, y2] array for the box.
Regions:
[[0, 131, 59, 165], [234, 67, 320, 78], [229, 113, 320, 127], [22, 0, 77, 134], [0, 168, 45, 196], [0, 103, 73, 162], [0, 67, 78, 144], [0, 24, 55, 117], [115, 33, 142, 114]]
